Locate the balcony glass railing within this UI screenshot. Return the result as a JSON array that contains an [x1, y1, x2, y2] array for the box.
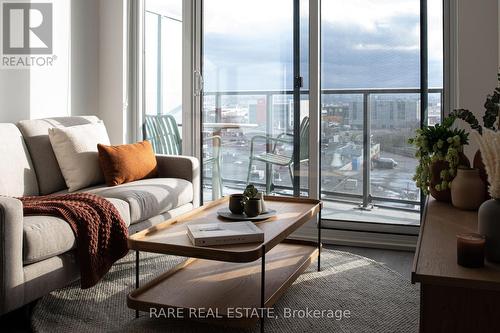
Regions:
[[200, 88, 442, 222]]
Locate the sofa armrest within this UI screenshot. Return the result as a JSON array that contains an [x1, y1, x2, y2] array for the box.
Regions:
[[0, 197, 24, 314], [156, 155, 200, 208]]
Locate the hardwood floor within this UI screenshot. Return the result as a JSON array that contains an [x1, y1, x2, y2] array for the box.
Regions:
[[0, 246, 415, 333]]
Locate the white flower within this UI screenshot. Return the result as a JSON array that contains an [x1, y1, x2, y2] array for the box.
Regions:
[[474, 130, 500, 199]]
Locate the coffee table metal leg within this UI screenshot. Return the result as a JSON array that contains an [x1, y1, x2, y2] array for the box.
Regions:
[[318, 210, 322, 272], [260, 245, 266, 333], [135, 250, 139, 318]]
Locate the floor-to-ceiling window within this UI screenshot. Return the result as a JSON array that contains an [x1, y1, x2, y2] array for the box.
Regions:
[[428, 0, 443, 126], [137, 0, 443, 232], [144, 0, 183, 129], [320, 0, 443, 227], [201, 0, 309, 201]]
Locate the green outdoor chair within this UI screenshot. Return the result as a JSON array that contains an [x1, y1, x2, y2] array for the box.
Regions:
[[246, 116, 310, 193], [144, 114, 182, 155], [144, 114, 224, 197]]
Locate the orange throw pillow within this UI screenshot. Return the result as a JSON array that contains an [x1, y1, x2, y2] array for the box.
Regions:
[[97, 141, 158, 186]]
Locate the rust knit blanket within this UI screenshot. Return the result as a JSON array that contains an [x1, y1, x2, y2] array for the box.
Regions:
[[19, 193, 129, 289]]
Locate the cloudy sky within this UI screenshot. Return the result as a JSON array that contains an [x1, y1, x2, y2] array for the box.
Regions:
[[202, 0, 443, 92]]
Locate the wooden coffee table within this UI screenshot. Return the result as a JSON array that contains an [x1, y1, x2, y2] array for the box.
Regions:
[[127, 196, 322, 332]]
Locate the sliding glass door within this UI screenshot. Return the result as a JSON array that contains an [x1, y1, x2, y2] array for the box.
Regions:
[[320, 0, 443, 227], [200, 0, 309, 202], [138, 0, 443, 232]]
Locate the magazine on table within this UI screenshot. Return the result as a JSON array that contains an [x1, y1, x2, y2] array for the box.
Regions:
[[187, 221, 264, 246]]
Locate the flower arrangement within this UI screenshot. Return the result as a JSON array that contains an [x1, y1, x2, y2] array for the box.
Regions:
[[473, 129, 500, 198], [408, 116, 469, 195]]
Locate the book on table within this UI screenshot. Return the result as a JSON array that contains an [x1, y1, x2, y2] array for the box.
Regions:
[[187, 221, 264, 246]]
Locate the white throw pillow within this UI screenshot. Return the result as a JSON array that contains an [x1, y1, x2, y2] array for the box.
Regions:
[[48, 121, 111, 192]]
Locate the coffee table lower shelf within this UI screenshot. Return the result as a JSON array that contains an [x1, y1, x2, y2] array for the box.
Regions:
[[127, 241, 318, 327]]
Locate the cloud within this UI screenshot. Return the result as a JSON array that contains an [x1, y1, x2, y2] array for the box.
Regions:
[[202, 1, 443, 91]]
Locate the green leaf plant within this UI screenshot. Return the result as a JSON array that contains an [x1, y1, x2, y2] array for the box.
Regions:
[[242, 184, 259, 204], [408, 119, 469, 195], [448, 71, 500, 135], [410, 71, 500, 195]]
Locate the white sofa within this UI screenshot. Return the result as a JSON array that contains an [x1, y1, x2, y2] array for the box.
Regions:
[[0, 116, 199, 314]]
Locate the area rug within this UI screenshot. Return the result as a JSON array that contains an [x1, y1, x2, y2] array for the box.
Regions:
[[31, 249, 419, 333]]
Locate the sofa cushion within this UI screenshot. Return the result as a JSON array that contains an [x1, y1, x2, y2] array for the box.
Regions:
[[81, 178, 194, 223], [23, 216, 75, 265], [97, 140, 158, 186], [23, 198, 130, 265], [129, 203, 194, 234], [0, 124, 39, 196], [106, 198, 131, 226], [49, 122, 111, 192], [17, 116, 101, 195]]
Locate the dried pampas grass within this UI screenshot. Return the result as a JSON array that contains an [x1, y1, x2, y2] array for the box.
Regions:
[[473, 129, 500, 198]]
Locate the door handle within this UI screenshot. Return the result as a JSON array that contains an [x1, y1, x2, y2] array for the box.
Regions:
[[194, 70, 204, 97]]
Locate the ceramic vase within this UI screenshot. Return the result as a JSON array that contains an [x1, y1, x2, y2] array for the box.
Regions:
[[229, 194, 245, 214], [451, 168, 486, 210], [429, 152, 470, 202], [479, 198, 500, 262], [429, 159, 452, 202], [256, 193, 267, 213], [244, 198, 262, 217]]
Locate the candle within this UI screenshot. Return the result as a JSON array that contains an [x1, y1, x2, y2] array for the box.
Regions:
[[457, 233, 485, 268]]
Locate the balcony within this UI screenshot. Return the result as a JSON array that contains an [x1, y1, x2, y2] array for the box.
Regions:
[[200, 87, 442, 226]]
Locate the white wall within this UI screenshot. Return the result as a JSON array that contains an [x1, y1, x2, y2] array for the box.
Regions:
[[98, 0, 129, 144], [0, 71, 30, 123], [456, 0, 499, 160], [29, 0, 71, 120], [71, 0, 100, 117], [0, 1, 72, 122], [0, 0, 126, 144], [72, 0, 129, 144]]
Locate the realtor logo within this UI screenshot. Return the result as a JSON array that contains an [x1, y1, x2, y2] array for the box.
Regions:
[[1, 1, 55, 68], [2, 2, 52, 54]]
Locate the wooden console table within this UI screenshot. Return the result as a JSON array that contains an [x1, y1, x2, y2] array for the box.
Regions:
[[412, 197, 500, 333]]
